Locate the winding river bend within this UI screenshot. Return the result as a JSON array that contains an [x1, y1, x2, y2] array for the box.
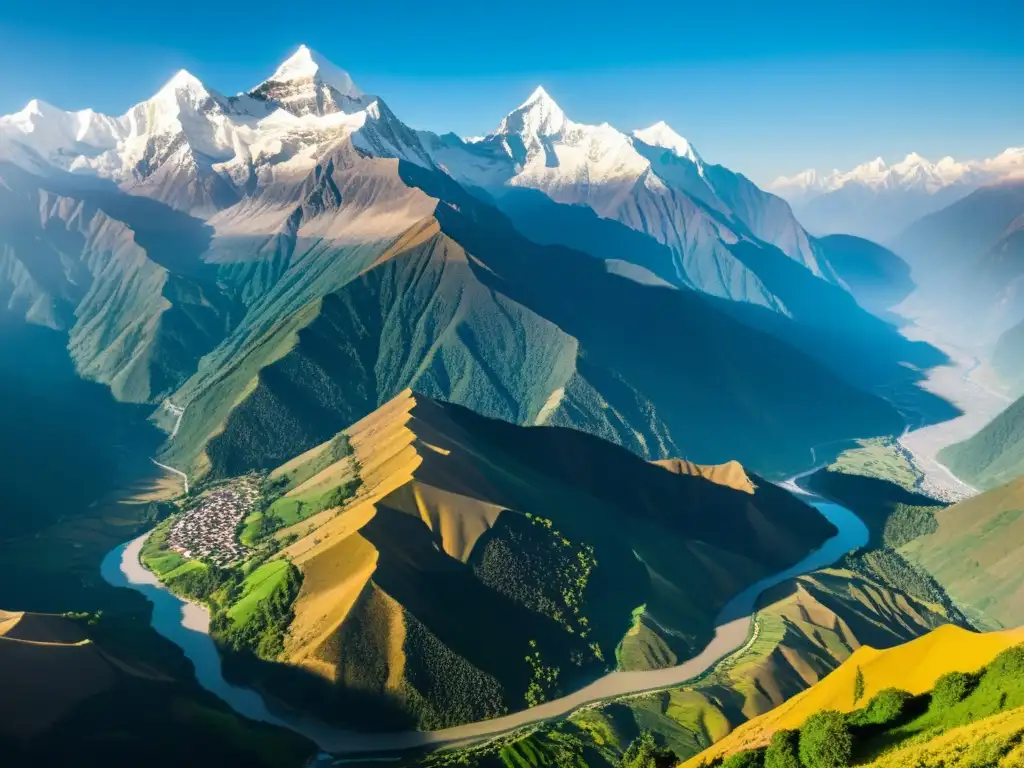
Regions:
[[100, 492, 867, 756]]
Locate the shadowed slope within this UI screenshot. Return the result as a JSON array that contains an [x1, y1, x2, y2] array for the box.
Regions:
[[0, 163, 239, 402], [158, 145, 907, 482], [0, 611, 124, 737], [235, 390, 836, 731]]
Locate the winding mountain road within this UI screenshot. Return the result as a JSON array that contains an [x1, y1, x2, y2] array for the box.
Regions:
[[151, 401, 189, 493]]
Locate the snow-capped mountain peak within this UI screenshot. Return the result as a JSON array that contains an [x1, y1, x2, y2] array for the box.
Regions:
[[632, 121, 702, 165], [495, 86, 568, 138], [895, 151, 928, 168], [248, 45, 368, 117], [768, 147, 1024, 240], [160, 69, 209, 96], [770, 147, 1024, 205], [12, 98, 56, 120], [266, 45, 362, 98]]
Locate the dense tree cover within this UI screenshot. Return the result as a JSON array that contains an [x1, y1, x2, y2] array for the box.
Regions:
[[721, 749, 764, 767], [880, 504, 939, 548], [214, 564, 302, 658], [142, 500, 179, 524], [619, 731, 677, 768], [798, 711, 853, 768], [850, 688, 912, 726], [929, 671, 977, 711], [763, 730, 801, 768], [167, 565, 236, 601]]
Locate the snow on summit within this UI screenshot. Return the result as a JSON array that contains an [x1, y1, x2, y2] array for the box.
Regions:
[[248, 45, 369, 117], [633, 121, 702, 165], [495, 86, 568, 137], [264, 45, 363, 98], [0, 55, 850, 316], [770, 148, 1024, 201]]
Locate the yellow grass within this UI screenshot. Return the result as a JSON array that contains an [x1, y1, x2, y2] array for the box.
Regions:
[[283, 530, 378, 680], [274, 389, 522, 682], [861, 706, 1024, 768], [653, 458, 755, 494], [287, 455, 357, 497], [682, 624, 1024, 766]]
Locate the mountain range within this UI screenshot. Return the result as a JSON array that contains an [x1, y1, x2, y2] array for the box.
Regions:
[[4, 41, 1024, 768], [892, 179, 1024, 355], [770, 148, 1024, 242], [0, 45, 945, 482]]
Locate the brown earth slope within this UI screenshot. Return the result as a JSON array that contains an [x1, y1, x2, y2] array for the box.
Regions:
[[246, 389, 837, 731]]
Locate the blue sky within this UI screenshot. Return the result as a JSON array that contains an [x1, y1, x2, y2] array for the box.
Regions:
[[1, 0, 1021, 183]]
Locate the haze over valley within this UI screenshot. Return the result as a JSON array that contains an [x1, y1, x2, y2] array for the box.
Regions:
[[1, 23, 1023, 768]]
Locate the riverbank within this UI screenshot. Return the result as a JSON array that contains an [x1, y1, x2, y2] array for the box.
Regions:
[[102, 492, 867, 757], [894, 322, 1012, 502]]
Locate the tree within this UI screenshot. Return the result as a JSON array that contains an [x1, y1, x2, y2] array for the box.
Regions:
[[764, 729, 801, 768], [620, 731, 676, 768], [722, 749, 763, 767], [799, 711, 853, 768], [930, 671, 976, 711], [855, 688, 912, 726], [853, 666, 865, 704]]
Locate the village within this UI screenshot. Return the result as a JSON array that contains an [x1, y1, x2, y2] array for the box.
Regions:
[[166, 477, 260, 566]]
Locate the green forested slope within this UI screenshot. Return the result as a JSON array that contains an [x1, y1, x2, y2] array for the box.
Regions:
[[939, 394, 1024, 490], [158, 153, 907, 483], [0, 164, 239, 403]]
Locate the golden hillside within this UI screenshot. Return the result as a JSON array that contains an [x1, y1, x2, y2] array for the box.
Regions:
[[860, 706, 1024, 767], [682, 623, 1024, 766], [246, 389, 838, 730], [653, 459, 755, 494], [685, 566, 952, 727]]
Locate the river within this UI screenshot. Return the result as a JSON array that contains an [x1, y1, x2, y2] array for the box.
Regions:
[[100, 492, 867, 757]]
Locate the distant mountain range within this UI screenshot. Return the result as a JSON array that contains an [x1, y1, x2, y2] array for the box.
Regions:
[[769, 149, 1024, 242], [892, 180, 1024, 352], [0, 45, 943, 481]]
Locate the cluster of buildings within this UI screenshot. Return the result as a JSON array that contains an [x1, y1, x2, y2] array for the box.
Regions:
[[167, 478, 259, 566]]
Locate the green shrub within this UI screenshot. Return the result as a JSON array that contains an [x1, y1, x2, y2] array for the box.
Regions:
[[984, 645, 1024, 681], [167, 565, 236, 601], [619, 731, 676, 768], [722, 749, 763, 768], [930, 671, 978, 711], [764, 729, 800, 768], [799, 711, 853, 768], [853, 688, 913, 726], [853, 666, 865, 704]]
